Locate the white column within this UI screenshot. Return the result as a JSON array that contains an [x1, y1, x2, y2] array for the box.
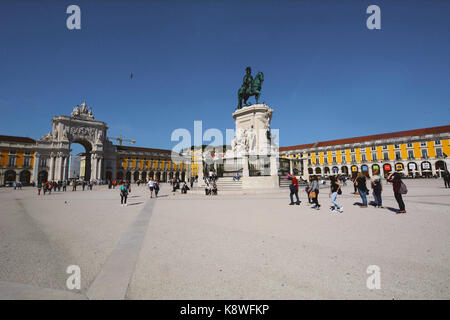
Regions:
[[90, 154, 97, 181], [97, 157, 103, 180], [62, 157, 69, 180], [289, 159, 293, 175], [33, 153, 40, 183], [55, 155, 63, 181], [49, 155, 55, 181]]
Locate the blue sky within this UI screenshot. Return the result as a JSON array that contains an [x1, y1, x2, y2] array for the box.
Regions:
[[1, 0, 449, 153]]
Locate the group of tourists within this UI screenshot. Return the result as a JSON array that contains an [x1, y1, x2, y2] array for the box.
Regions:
[[37, 180, 68, 195], [205, 178, 218, 195], [12, 181, 23, 189], [351, 170, 407, 214], [36, 179, 99, 194], [288, 170, 409, 214]]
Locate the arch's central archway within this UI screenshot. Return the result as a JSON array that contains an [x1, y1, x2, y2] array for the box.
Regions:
[[70, 139, 93, 181]]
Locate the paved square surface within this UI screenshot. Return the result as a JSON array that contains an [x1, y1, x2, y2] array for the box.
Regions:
[[0, 179, 449, 299]]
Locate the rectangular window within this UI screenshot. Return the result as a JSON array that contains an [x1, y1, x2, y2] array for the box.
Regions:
[[435, 140, 441, 145], [420, 141, 426, 147], [436, 148, 443, 157], [39, 158, 47, 167], [395, 151, 401, 160], [308, 159, 311, 165], [372, 153, 377, 161], [24, 151, 31, 155], [8, 156, 16, 167], [9, 149, 17, 155], [394, 144, 400, 149], [23, 157, 30, 167], [371, 146, 376, 151], [361, 154, 366, 162], [351, 155, 356, 162], [407, 143, 413, 148], [421, 149, 428, 159], [383, 152, 389, 160], [382, 145, 387, 150], [351, 148, 355, 152], [332, 157, 337, 164], [324, 158, 328, 165], [408, 150, 414, 159]]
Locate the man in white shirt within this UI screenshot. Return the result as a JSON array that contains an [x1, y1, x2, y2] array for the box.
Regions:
[[148, 178, 156, 198]]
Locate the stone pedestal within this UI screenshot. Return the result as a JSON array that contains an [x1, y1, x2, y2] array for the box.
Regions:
[[223, 104, 280, 189], [230, 104, 274, 157]]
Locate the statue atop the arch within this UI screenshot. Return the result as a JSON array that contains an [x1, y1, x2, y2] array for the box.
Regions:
[[71, 101, 95, 119]]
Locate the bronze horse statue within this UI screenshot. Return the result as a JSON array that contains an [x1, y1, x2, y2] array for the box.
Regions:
[[237, 71, 264, 109]]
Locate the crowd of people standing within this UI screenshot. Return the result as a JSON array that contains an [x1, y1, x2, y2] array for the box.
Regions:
[[288, 170, 412, 214]]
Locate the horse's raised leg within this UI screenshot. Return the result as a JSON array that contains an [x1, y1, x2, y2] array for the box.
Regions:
[[255, 93, 259, 104]]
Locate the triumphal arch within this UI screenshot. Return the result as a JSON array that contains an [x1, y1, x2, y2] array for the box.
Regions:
[[34, 102, 113, 182]]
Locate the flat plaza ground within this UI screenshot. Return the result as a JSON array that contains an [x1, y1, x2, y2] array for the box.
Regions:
[[0, 179, 449, 299]]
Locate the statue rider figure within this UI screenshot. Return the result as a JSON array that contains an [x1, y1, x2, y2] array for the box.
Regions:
[[237, 67, 253, 109], [242, 66, 253, 94]]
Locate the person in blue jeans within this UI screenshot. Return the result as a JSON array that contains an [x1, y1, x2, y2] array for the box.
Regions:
[[329, 176, 343, 213], [371, 169, 383, 208], [355, 172, 368, 208]]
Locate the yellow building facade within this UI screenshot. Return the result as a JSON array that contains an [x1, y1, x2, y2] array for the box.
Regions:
[[280, 125, 450, 178]]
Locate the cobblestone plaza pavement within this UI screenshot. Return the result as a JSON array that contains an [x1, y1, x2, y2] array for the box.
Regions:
[[0, 179, 449, 299]]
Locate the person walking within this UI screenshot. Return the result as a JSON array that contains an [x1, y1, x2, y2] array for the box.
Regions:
[[308, 176, 320, 210], [119, 182, 129, 206], [37, 181, 42, 195], [148, 177, 155, 198], [329, 176, 343, 213], [443, 170, 450, 188], [62, 180, 67, 192], [154, 178, 160, 197], [355, 172, 368, 208], [387, 172, 407, 214], [288, 174, 300, 205], [72, 180, 77, 191], [371, 170, 383, 208], [352, 174, 359, 194]]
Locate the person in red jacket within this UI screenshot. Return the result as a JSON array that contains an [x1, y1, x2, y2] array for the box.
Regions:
[[288, 174, 301, 205], [387, 172, 406, 214]]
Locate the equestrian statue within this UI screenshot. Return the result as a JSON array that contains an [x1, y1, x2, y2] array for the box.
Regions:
[[237, 66, 264, 109]]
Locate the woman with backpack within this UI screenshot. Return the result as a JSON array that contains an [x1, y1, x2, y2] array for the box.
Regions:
[[387, 172, 406, 214], [329, 176, 343, 213], [355, 172, 368, 208], [308, 176, 320, 210], [120, 182, 129, 206], [371, 169, 383, 208]]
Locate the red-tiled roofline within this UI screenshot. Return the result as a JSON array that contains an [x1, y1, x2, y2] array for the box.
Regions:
[[280, 125, 450, 151], [0, 135, 36, 144]]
